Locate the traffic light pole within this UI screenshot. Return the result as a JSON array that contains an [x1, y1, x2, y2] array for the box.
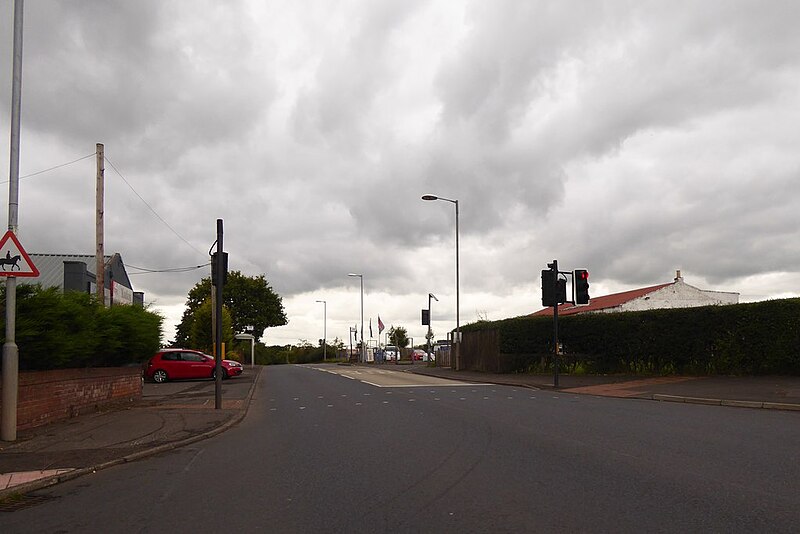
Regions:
[[550, 260, 560, 388], [214, 219, 224, 410]]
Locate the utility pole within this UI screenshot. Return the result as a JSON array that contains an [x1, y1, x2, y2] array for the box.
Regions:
[[213, 219, 224, 409], [95, 143, 104, 305], [2, 0, 24, 442]]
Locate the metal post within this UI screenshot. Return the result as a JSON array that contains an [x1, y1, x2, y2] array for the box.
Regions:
[[214, 219, 224, 409], [2, 0, 24, 442], [359, 277, 364, 362], [316, 300, 327, 361], [427, 293, 438, 364], [552, 260, 559, 388], [421, 195, 460, 370], [454, 199, 460, 371], [348, 273, 364, 363]]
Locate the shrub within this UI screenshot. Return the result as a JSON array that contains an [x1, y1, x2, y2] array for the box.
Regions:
[[1, 284, 162, 370], [463, 298, 800, 375]]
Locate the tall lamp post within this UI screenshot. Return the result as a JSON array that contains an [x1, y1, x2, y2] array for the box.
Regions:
[[347, 273, 364, 363], [427, 292, 438, 363], [422, 194, 460, 370], [315, 299, 327, 361]]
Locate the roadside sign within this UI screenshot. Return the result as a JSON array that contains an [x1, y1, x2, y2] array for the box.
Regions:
[[0, 230, 39, 277]]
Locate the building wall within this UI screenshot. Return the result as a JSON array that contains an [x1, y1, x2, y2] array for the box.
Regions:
[[616, 280, 739, 313], [0, 368, 142, 430]]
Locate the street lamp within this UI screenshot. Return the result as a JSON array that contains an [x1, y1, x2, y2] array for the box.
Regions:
[[422, 194, 460, 370], [347, 273, 364, 363], [315, 300, 327, 361], [427, 292, 438, 363]]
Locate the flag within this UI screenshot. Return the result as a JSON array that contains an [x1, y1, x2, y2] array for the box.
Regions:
[[370, 318, 373, 338], [378, 315, 385, 334]]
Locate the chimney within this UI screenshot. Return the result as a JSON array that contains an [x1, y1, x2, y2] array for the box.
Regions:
[[675, 270, 683, 282]]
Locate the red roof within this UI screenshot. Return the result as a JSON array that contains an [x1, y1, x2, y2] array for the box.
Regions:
[[531, 282, 673, 317]]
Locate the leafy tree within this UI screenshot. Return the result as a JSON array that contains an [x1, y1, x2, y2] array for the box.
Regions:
[[188, 299, 234, 354], [175, 271, 286, 346], [388, 325, 409, 349]]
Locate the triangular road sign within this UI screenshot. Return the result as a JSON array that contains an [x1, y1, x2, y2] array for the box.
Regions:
[[0, 230, 40, 277]]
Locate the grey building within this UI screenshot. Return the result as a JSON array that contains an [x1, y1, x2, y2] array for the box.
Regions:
[[22, 252, 143, 307]]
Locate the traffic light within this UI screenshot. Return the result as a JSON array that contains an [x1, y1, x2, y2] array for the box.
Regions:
[[211, 252, 228, 286], [542, 270, 567, 307], [574, 269, 590, 305], [541, 270, 555, 307]]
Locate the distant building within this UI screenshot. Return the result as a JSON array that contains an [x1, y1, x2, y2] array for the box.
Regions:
[[21, 252, 143, 307], [532, 270, 738, 317]]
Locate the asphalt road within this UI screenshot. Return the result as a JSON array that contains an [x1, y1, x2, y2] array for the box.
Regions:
[[4, 364, 800, 533]]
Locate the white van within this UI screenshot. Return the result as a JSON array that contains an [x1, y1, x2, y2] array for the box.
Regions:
[[384, 345, 400, 361]]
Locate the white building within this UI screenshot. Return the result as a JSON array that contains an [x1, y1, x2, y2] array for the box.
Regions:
[[533, 271, 739, 317]]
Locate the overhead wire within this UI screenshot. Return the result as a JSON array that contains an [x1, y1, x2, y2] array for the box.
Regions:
[[1, 150, 210, 271], [127, 262, 211, 274], [103, 155, 207, 258], [0, 153, 95, 183]]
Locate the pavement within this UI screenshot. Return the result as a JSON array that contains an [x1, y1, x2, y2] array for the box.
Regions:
[[2, 363, 799, 501], [0, 366, 261, 501]]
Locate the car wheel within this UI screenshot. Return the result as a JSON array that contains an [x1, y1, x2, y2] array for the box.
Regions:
[[153, 369, 168, 383], [212, 368, 228, 380]]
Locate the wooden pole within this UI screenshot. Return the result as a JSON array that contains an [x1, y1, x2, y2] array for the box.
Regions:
[[96, 143, 104, 305]]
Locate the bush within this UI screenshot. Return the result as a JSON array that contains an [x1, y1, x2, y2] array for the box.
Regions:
[[463, 298, 800, 375], [1, 284, 162, 370]]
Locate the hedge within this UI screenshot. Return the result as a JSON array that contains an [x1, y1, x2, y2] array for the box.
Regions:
[[462, 298, 800, 375], [1, 285, 163, 370]]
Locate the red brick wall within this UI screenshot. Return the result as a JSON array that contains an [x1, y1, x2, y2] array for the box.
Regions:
[[0, 367, 142, 430]]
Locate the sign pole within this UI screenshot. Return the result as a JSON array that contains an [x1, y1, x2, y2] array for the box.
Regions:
[[2, 0, 24, 442]]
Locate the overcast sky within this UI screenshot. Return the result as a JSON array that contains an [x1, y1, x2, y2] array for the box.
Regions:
[[2, 0, 799, 348]]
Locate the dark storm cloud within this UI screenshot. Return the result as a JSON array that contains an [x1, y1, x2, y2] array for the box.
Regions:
[[2, 0, 799, 344]]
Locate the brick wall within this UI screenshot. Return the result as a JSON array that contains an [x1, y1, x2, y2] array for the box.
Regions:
[[0, 367, 143, 430]]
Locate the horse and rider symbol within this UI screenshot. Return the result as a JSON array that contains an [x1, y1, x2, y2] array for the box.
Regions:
[[0, 250, 21, 271]]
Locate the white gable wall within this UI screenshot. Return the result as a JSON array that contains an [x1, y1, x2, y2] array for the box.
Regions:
[[620, 280, 739, 312]]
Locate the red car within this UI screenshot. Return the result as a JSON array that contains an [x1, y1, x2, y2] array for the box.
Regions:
[[144, 349, 244, 383], [410, 349, 427, 361]]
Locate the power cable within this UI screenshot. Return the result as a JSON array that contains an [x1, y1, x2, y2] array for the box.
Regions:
[[104, 155, 206, 258], [127, 262, 211, 274], [0, 153, 95, 184]]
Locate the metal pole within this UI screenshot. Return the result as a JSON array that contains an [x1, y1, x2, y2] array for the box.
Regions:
[[454, 199, 460, 371], [359, 277, 364, 363], [427, 294, 432, 363], [2, 0, 24, 442], [552, 260, 559, 388], [214, 219, 224, 409], [250, 337, 254, 368], [316, 300, 327, 361]]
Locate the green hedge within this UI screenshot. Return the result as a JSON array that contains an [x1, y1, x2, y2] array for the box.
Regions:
[[1, 285, 163, 370], [462, 298, 800, 375]]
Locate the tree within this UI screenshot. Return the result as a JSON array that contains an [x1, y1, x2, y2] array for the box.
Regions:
[[188, 299, 234, 354], [388, 325, 409, 349], [175, 270, 287, 346]]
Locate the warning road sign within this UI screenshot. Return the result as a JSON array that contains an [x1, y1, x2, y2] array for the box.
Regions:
[[0, 230, 39, 277]]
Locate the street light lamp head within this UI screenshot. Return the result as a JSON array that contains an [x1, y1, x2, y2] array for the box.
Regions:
[[429, 293, 438, 301], [347, 273, 362, 277], [421, 195, 438, 201]]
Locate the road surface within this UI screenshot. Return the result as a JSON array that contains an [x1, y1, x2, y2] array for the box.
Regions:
[[4, 364, 799, 533]]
